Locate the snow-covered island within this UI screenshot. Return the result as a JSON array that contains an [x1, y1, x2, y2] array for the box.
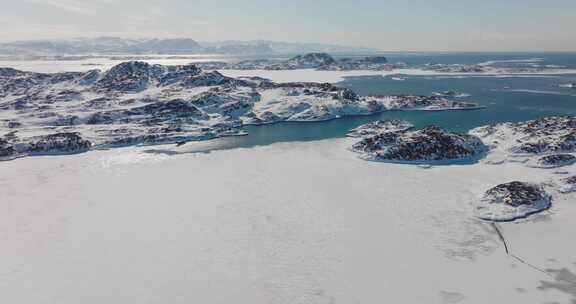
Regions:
[[350, 125, 488, 164], [361, 95, 484, 111], [0, 61, 485, 161], [196, 52, 396, 71], [474, 181, 552, 222]]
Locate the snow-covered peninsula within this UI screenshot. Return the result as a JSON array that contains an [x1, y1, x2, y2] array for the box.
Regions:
[[0, 61, 484, 161]]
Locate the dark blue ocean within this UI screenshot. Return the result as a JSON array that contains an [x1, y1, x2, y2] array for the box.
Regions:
[[171, 53, 576, 151]]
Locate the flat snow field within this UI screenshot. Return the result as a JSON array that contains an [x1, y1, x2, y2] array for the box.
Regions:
[[219, 68, 576, 83], [1, 139, 575, 304]]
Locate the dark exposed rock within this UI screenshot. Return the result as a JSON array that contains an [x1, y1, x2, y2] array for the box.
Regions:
[[425, 63, 485, 73], [5, 121, 21, 128], [50, 114, 80, 126], [1, 132, 92, 160], [318, 56, 392, 71], [276, 53, 337, 69], [476, 181, 552, 221], [96, 61, 165, 92], [484, 182, 548, 207], [352, 125, 487, 163], [129, 99, 206, 122], [0, 67, 27, 78], [159, 64, 202, 85], [358, 56, 388, 64], [347, 119, 413, 138], [78, 69, 101, 85], [0, 138, 17, 158], [86, 112, 115, 125], [178, 71, 236, 87], [535, 154, 576, 168], [559, 175, 576, 193], [563, 175, 576, 184], [24, 132, 92, 154]]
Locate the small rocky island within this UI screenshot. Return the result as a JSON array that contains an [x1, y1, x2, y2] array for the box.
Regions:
[[361, 95, 483, 111], [475, 181, 552, 222], [424, 63, 486, 73], [350, 125, 488, 164]]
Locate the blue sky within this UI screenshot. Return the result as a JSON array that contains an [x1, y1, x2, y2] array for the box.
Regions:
[[1, 0, 575, 51]]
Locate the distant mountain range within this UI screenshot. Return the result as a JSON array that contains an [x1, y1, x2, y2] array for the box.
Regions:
[[0, 37, 379, 56]]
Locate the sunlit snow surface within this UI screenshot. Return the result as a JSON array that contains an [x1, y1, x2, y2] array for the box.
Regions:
[[1, 139, 576, 304], [2, 55, 576, 303]]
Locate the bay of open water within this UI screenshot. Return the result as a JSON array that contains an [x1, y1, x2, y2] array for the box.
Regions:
[[177, 53, 576, 152]]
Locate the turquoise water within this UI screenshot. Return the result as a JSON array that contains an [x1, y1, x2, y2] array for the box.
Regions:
[[153, 53, 576, 152]]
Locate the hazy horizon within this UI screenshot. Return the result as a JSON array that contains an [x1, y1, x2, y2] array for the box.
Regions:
[[1, 0, 575, 52]]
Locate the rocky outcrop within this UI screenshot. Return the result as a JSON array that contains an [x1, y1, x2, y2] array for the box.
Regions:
[[532, 154, 576, 168], [470, 116, 576, 156], [0, 137, 17, 159], [24, 132, 92, 154], [475, 181, 551, 221], [346, 119, 413, 138], [351, 125, 487, 164], [0, 132, 92, 160]]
